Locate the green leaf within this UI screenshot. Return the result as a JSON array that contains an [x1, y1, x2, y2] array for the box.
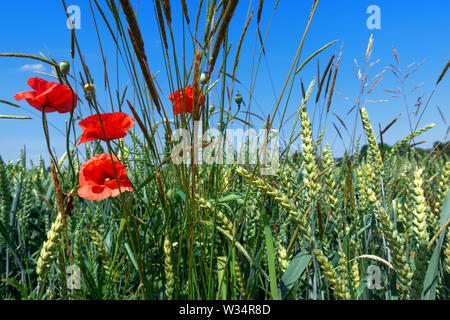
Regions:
[[111, 218, 127, 268], [422, 190, 450, 299], [124, 242, 139, 272], [136, 173, 155, 192], [262, 211, 278, 300], [0, 115, 31, 119], [295, 40, 337, 74], [277, 251, 311, 299], [217, 194, 242, 203], [1, 278, 29, 299], [356, 278, 367, 299], [217, 256, 228, 300], [175, 190, 186, 203]]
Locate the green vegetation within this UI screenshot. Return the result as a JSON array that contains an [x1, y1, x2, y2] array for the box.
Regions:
[[0, 0, 449, 300]]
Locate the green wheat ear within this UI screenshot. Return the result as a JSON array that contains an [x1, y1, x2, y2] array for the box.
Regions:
[[444, 229, 450, 275], [411, 167, 431, 299], [36, 214, 64, 281], [164, 236, 174, 300]]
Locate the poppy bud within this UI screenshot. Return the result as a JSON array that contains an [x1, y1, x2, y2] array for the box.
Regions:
[[84, 83, 95, 101], [234, 93, 243, 105], [59, 61, 70, 75], [209, 105, 215, 113], [84, 83, 95, 93], [200, 72, 208, 85], [217, 121, 224, 131]]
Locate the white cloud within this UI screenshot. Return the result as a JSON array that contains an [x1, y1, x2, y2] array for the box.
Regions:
[[19, 63, 45, 72]]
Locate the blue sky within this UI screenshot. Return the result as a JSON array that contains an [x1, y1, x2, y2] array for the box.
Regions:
[[0, 0, 449, 163]]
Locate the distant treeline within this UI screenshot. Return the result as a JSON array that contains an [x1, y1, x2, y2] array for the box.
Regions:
[[289, 141, 449, 163], [358, 140, 449, 158]]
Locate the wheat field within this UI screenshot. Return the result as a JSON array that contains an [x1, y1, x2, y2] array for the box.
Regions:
[[0, 0, 449, 300]]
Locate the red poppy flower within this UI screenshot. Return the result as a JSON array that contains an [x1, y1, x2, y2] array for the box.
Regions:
[[78, 153, 133, 201], [168, 86, 205, 115], [14, 77, 77, 113], [77, 112, 135, 145]]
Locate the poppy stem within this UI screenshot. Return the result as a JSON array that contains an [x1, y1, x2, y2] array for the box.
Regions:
[[41, 107, 63, 183]]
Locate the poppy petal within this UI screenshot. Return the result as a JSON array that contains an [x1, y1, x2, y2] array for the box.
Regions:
[[78, 185, 110, 201], [169, 86, 204, 115], [77, 113, 135, 145], [14, 77, 77, 114], [78, 153, 133, 201], [14, 90, 36, 102], [27, 77, 55, 93]]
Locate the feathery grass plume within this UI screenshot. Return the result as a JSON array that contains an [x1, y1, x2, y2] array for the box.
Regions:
[[436, 59, 450, 86], [387, 124, 435, 158], [208, 0, 239, 77], [326, 49, 342, 114], [257, 0, 264, 24], [367, 188, 412, 297], [155, 0, 169, 50], [192, 50, 202, 121], [119, 0, 145, 57], [316, 54, 335, 103], [411, 167, 430, 299], [313, 248, 350, 300], [181, 0, 190, 24], [204, 0, 218, 44], [234, 260, 247, 299], [36, 213, 64, 280], [164, 236, 174, 300], [365, 34, 374, 61], [232, 10, 253, 77], [160, 0, 172, 27], [119, 0, 163, 115]]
